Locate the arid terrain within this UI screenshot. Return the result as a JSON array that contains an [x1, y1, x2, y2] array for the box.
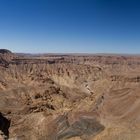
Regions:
[[0, 49, 140, 140]]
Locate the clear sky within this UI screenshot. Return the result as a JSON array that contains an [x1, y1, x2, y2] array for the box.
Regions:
[[0, 0, 140, 53]]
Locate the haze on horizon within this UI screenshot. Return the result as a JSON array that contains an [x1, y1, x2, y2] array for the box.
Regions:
[[0, 0, 140, 54]]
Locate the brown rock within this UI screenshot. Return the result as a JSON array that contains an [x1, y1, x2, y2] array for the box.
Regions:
[[0, 51, 140, 139]]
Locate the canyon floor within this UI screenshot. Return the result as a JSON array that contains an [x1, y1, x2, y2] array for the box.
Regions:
[[0, 49, 140, 140]]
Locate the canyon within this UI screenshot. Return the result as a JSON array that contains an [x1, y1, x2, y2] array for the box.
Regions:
[[0, 49, 140, 140]]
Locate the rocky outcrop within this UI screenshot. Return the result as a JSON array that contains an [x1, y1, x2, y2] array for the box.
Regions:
[[0, 50, 140, 139], [0, 49, 16, 68]]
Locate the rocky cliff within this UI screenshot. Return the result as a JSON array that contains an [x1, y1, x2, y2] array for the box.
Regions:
[[0, 50, 140, 140]]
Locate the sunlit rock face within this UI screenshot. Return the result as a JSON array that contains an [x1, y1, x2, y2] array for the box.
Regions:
[[0, 50, 140, 140]]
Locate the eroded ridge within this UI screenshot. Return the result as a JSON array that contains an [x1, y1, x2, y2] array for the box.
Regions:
[[0, 50, 140, 140]]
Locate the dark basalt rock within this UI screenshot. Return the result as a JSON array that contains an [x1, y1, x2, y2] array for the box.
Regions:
[[47, 114, 105, 140]]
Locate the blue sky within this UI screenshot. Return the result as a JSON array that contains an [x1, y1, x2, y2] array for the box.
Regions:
[[0, 0, 140, 53]]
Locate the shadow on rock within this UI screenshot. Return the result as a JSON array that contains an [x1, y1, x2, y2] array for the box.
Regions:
[[0, 113, 10, 138]]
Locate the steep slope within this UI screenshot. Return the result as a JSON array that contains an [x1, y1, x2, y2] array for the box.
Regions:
[[0, 50, 140, 140]]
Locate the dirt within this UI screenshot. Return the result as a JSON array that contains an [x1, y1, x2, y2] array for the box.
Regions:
[[0, 49, 140, 140]]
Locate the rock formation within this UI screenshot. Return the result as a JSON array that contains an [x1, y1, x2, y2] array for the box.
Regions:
[[0, 50, 140, 140]]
